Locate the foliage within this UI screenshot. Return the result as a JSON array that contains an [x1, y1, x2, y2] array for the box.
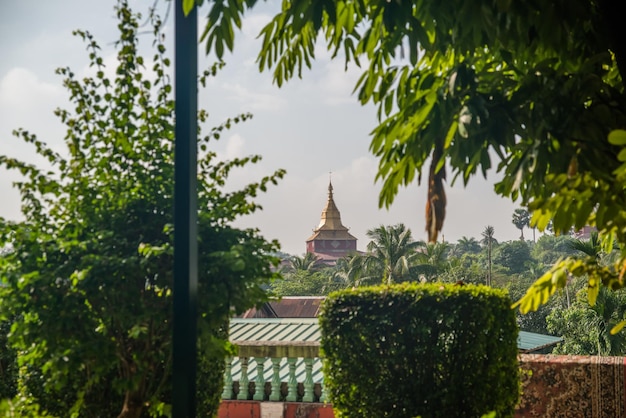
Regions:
[[512, 209, 530, 241], [531, 235, 580, 266], [285, 252, 322, 272], [513, 233, 623, 326], [0, 321, 17, 400], [507, 274, 570, 334], [547, 287, 626, 355], [198, 0, 626, 243], [193, 0, 626, 325], [411, 241, 452, 281], [0, 2, 283, 417], [437, 259, 485, 286], [494, 241, 533, 275], [453, 236, 481, 256], [0, 397, 56, 418], [361, 223, 422, 284], [319, 283, 519, 418], [270, 269, 338, 296]]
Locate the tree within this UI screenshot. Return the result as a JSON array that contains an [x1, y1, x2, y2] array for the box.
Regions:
[[531, 234, 580, 266], [547, 287, 626, 356], [412, 241, 451, 282], [270, 269, 337, 296], [493, 241, 533, 275], [0, 3, 283, 417], [481, 226, 497, 286], [331, 254, 371, 288], [360, 224, 421, 284], [194, 0, 626, 320], [198, 0, 625, 240], [454, 236, 482, 256], [286, 252, 321, 272], [512, 209, 531, 241]]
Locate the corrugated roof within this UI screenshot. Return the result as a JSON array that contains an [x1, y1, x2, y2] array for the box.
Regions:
[[518, 330, 563, 353], [229, 319, 323, 384], [230, 319, 563, 355], [231, 318, 321, 341]]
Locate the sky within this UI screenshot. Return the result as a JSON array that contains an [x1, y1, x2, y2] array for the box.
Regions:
[[0, 0, 527, 256]]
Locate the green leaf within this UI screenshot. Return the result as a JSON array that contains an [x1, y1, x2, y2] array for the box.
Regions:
[[183, 0, 195, 16], [611, 320, 626, 335], [608, 129, 626, 146]]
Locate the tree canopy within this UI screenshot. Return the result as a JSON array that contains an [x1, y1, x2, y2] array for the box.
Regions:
[[0, 2, 283, 416], [194, 0, 626, 322]]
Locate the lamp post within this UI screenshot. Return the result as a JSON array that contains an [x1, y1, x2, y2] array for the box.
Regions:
[[173, 1, 198, 416]]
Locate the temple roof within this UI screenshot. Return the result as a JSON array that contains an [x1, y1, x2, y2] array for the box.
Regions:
[[306, 181, 357, 242]]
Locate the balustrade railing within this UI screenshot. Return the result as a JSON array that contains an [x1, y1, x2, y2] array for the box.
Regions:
[[221, 341, 326, 403]]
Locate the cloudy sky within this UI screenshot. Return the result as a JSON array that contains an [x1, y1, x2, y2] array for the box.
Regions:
[[0, 0, 527, 255]]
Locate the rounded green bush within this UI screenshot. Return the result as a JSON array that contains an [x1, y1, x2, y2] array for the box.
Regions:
[[320, 283, 519, 418]]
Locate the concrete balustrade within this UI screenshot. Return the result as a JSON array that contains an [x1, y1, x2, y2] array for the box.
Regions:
[[222, 341, 324, 403]]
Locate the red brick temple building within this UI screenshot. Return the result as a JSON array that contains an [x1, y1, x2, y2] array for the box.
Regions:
[[305, 181, 358, 265]]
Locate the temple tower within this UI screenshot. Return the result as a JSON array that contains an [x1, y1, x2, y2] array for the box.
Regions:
[[305, 181, 357, 262]]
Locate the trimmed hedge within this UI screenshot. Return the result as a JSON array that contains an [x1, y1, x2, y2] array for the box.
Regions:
[[319, 283, 519, 418]]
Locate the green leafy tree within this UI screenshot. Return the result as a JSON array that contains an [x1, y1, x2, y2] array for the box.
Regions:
[[192, 0, 626, 323], [412, 241, 451, 282], [512, 209, 531, 241], [198, 0, 625, 241], [0, 321, 17, 401], [361, 224, 421, 284], [329, 254, 371, 288], [270, 269, 338, 296], [531, 234, 580, 266], [0, 3, 283, 417], [547, 287, 626, 356], [286, 252, 321, 272], [494, 240, 533, 275], [453, 236, 482, 256]]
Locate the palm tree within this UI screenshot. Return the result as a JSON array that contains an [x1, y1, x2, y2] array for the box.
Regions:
[[288, 252, 321, 272], [481, 226, 497, 286], [412, 241, 451, 281], [455, 236, 481, 255], [332, 254, 373, 288], [567, 231, 602, 259], [363, 223, 421, 284], [512, 208, 530, 241], [547, 287, 626, 356]]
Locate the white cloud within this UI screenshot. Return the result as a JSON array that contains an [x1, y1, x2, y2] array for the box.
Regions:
[[223, 133, 246, 160], [221, 82, 287, 111], [0, 67, 62, 109]]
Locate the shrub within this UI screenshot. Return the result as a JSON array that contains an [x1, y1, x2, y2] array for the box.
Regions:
[[319, 282, 519, 418]]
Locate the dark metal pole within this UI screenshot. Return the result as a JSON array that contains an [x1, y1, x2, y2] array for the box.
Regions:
[[173, 1, 198, 417]]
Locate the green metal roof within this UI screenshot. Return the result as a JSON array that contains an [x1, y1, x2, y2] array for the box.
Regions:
[[230, 318, 320, 342], [230, 318, 562, 352], [229, 318, 323, 384], [518, 330, 563, 353], [226, 319, 563, 385]]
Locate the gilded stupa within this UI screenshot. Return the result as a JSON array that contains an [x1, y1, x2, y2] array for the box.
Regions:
[[305, 180, 357, 262]]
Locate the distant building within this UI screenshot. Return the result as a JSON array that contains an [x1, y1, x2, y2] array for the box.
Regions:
[[237, 296, 325, 318], [573, 225, 597, 240], [305, 181, 358, 265]]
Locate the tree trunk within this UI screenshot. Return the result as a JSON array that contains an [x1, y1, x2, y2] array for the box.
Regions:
[[118, 391, 144, 418]]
